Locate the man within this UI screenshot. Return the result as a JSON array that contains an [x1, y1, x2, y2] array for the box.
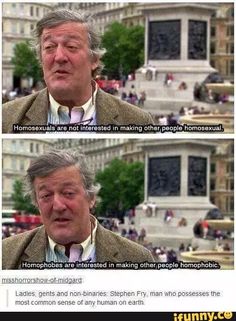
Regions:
[[2, 150, 155, 269], [3, 9, 154, 133]]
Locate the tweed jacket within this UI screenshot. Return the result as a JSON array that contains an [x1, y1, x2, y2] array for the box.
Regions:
[[2, 224, 155, 269], [2, 88, 154, 133]]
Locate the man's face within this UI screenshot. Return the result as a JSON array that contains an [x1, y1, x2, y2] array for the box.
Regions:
[[41, 22, 98, 104], [34, 166, 95, 245]]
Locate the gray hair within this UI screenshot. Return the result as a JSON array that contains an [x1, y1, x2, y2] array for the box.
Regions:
[[32, 9, 106, 77], [25, 149, 100, 204]]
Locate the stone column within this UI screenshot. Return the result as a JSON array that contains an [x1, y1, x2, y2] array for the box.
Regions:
[[135, 140, 217, 245], [141, 3, 217, 74], [143, 140, 215, 211]]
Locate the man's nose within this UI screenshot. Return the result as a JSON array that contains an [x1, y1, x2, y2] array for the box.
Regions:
[[52, 194, 66, 211], [54, 45, 68, 63]]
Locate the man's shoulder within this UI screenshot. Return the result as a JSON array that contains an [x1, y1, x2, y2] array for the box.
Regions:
[[99, 90, 147, 113], [103, 227, 144, 249], [2, 227, 43, 249], [97, 89, 154, 125], [2, 226, 45, 270], [3, 89, 47, 109], [2, 88, 49, 133], [97, 224, 154, 261]]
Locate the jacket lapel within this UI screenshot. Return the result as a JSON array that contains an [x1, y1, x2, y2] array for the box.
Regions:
[[96, 89, 120, 125], [22, 226, 47, 263], [23, 88, 49, 125], [95, 224, 121, 262]]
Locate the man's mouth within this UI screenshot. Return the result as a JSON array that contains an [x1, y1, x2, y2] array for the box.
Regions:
[[54, 218, 71, 223], [55, 70, 69, 74]]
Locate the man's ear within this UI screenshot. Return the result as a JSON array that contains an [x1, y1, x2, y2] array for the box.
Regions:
[[91, 55, 99, 71], [89, 196, 96, 210]]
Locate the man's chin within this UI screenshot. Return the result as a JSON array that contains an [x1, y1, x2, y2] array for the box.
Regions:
[[50, 231, 74, 245], [50, 85, 70, 96], [53, 236, 73, 245], [49, 88, 73, 105]]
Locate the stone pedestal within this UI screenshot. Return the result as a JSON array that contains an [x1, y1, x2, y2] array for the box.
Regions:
[[135, 140, 217, 247], [135, 3, 218, 113]]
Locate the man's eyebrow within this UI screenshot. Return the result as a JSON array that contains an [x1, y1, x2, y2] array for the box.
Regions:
[[37, 184, 50, 192], [61, 182, 78, 188], [37, 182, 78, 191], [42, 34, 82, 42]]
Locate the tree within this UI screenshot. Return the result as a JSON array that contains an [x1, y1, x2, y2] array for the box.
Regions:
[[124, 26, 145, 75], [101, 22, 144, 79], [11, 41, 42, 85], [120, 161, 144, 210], [95, 159, 144, 219], [12, 179, 39, 214]]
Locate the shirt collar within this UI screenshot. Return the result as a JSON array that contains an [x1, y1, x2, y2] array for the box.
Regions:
[[48, 83, 98, 122], [47, 216, 98, 261]]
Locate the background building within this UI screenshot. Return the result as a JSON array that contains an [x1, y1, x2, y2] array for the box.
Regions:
[[210, 3, 234, 82], [55, 138, 127, 172], [2, 2, 53, 90], [2, 139, 52, 210], [56, 3, 144, 32], [210, 140, 234, 218]]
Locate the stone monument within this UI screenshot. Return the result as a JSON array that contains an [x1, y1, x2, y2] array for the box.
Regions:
[[135, 139, 217, 248], [135, 3, 218, 112]]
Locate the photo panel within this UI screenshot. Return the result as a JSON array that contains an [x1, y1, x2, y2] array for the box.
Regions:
[[2, 2, 234, 134], [2, 138, 234, 270]]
